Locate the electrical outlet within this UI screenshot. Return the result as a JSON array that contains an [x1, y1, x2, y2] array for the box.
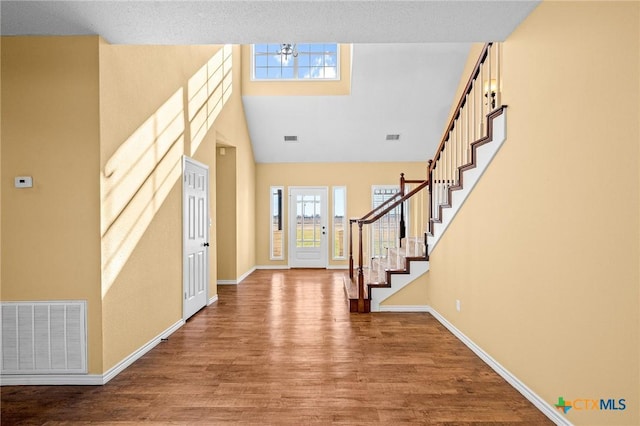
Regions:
[[456, 299, 461, 312]]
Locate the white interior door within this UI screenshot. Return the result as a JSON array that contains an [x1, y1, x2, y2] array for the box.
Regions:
[[183, 157, 209, 320], [289, 187, 328, 268]]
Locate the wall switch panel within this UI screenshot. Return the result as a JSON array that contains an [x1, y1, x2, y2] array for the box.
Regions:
[[15, 176, 33, 188]]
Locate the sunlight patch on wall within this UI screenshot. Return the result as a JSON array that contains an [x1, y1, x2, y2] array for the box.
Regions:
[[189, 44, 233, 156], [101, 88, 185, 297], [100, 46, 234, 298]]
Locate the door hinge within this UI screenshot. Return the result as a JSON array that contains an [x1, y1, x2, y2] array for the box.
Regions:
[[184, 292, 187, 300]]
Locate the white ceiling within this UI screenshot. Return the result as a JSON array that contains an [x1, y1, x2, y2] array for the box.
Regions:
[[245, 43, 472, 163], [1, 0, 540, 163]]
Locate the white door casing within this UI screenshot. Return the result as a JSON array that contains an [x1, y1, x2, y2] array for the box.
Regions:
[[289, 187, 328, 268], [182, 157, 209, 320]]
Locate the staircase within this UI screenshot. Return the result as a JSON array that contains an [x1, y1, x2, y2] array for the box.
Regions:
[[344, 43, 506, 313]]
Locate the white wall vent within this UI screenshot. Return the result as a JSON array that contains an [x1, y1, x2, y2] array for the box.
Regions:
[[283, 135, 299, 143], [1, 301, 87, 374]]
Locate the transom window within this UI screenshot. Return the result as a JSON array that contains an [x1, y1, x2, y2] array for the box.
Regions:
[[253, 43, 339, 80]]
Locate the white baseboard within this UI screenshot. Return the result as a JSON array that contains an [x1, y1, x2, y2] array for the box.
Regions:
[[236, 267, 256, 283], [208, 294, 219, 306], [255, 265, 291, 270], [378, 305, 430, 312], [0, 318, 185, 386], [427, 307, 570, 426], [326, 265, 349, 270], [102, 318, 184, 384], [218, 267, 259, 285]]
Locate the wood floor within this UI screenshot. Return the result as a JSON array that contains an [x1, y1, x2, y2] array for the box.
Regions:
[[1, 269, 551, 425]]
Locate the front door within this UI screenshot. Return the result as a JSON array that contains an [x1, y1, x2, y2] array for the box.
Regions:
[[183, 157, 209, 320], [289, 187, 328, 268]]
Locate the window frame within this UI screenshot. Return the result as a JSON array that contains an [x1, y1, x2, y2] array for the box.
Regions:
[[251, 43, 341, 82]]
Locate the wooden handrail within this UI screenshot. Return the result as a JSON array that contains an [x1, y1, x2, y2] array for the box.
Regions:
[[428, 43, 492, 175], [348, 43, 501, 312], [359, 180, 427, 225]]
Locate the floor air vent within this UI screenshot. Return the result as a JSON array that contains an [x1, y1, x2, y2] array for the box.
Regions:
[[1, 301, 87, 374]]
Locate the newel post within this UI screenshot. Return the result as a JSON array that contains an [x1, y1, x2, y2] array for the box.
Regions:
[[357, 221, 365, 313], [348, 219, 354, 279], [427, 160, 434, 236]]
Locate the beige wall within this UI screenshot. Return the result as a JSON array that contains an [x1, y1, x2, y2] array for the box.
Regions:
[[216, 146, 237, 280], [255, 162, 427, 267], [1, 37, 254, 375], [99, 43, 254, 370], [1, 36, 104, 373], [427, 2, 639, 425]]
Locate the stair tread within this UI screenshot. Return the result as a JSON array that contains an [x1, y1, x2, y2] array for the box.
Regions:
[[342, 274, 368, 300]]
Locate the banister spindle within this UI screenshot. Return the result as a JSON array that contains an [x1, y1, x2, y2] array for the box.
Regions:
[[427, 160, 433, 234], [496, 43, 501, 108]]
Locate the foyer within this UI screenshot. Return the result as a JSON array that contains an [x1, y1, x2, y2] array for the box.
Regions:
[[1, 270, 550, 424]]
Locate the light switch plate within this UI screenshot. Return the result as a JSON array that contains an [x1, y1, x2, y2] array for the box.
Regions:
[[15, 176, 33, 188]]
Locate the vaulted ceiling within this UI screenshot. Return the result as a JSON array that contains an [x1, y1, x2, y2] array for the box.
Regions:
[[1, 1, 540, 163]]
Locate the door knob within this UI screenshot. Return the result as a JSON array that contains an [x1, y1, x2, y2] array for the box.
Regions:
[[203, 243, 210, 247]]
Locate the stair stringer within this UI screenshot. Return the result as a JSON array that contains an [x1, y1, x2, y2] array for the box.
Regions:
[[370, 260, 430, 312], [427, 111, 507, 254]]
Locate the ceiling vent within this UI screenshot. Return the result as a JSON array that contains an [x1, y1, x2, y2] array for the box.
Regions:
[[284, 136, 299, 143], [386, 134, 400, 141]]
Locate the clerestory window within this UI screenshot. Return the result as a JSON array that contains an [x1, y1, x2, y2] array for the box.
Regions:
[[252, 43, 339, 80]]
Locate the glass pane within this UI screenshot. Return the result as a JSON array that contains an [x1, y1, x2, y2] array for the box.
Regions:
[[296, 195, 323, 247], [270, 187, 284, 260], [281, 67, 294, 79], [255, 67, 268, 79], [267, 68, 281, 79], [298, 67, 310, 79], [267, 54, 281, 67], [325, 66, 337, 79], [324, 54, 337, 66], [310, 54, 324, 66], [268, 44, 281, 54], [254, 44, 268, 53], [298, 53, 310, 67], [324, 44, 337, 53], [333, 187, 346, 259], [255, 55, 268, 67]]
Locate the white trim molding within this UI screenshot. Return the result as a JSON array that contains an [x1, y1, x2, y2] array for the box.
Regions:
[[1, 319, 185, 386], [208, 294, 219, 306], [326, 265, 349, 270], [427, 307, 571, 426], [255, 265, 291, 270], [102, 319, 184, 384], [378, 305, 430, 312], [217, 267, 258, 285]]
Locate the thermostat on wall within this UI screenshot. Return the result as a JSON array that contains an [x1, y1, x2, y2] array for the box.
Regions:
[[15, 176, 33, 188]]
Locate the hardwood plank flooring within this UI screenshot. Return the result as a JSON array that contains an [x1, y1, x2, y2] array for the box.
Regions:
[[1, 269, 551, 425]]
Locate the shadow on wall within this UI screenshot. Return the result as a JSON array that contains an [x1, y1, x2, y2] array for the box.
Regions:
[[100, 45, 233, 298]]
